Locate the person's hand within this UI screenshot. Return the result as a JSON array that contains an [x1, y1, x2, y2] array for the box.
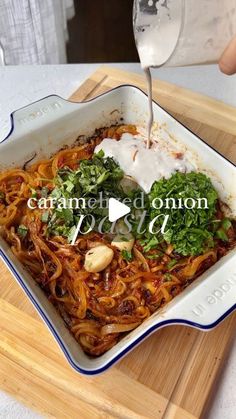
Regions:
[[219, 35, 236, 75]]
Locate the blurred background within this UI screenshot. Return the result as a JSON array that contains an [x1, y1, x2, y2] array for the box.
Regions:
[[67, 0, 138, 63], [0, 0, 139, 65]]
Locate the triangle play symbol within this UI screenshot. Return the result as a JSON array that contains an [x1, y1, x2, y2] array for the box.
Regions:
[[108, 198, 131, 222]]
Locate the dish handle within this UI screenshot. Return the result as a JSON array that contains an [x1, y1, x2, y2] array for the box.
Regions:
[[1, 95, 82, 143], [164, 251, 236, 329]]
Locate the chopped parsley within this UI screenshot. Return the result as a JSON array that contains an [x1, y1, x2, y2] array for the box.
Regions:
[[17, 225, 28, 238], [164, 273, 172, 282], [121, 250, 133, 262], [70, 149, 124, 196], [41, 211, 50, 223], [221, 218, 232, 231], [167, 259, 178, 269], [146, 253, 161, 260], [146, 172, 218, 256], [215, 218, 232, 242], [216, 229, 228, 241], [46, 151, 130, 238], [30, 187, 37, 198]]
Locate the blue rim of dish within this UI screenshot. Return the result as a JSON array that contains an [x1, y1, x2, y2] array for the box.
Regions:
[[0, 85, 236, 375]]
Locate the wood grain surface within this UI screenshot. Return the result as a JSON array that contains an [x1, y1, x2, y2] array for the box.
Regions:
[[0, 66, 235, 419]]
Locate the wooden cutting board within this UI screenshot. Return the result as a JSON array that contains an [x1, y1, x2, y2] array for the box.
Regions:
[[0, 66, 236, 419]]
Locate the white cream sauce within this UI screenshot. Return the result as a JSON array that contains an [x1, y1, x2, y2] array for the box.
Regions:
[[95, 133, 194, 193]]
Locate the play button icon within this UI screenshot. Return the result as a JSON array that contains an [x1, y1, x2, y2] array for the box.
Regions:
[[108, 198, 131, 222]]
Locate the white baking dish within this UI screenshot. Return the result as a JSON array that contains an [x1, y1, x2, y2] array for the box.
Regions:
[[0, 86, 235, 375]]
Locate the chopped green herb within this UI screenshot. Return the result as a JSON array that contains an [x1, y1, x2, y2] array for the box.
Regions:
[[221, 218, 232, 231], [164, 273, 172, 282], [64, 180, 75, 193], [141, 236, 160, 253], [167, 259, 178, 269], [47, 153, 129, 239], [146, 253, 162, 260], [75, 151, 124, 195], [216, 228, 229, 242], [50, 187, 62, 200], [55, 208, 74, 223], [41, 211, 50, 223], [30, 187, 37, 198], [17, 225, 28, 238], [121, 250, 133, 262], [146, 172, 218, 256]]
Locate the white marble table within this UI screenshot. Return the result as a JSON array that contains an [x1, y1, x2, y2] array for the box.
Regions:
[[0, 63, 235, 419]]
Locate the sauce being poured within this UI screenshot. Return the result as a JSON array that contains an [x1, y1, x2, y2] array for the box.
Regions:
[[134, 0, 182, 149], [144, 67, 154, 149]]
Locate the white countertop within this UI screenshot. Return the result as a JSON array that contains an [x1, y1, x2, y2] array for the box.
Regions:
[[0, 63, 235, 419]]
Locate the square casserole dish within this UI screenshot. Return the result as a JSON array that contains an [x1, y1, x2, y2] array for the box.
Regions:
[[0, 86, 235, 375]]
